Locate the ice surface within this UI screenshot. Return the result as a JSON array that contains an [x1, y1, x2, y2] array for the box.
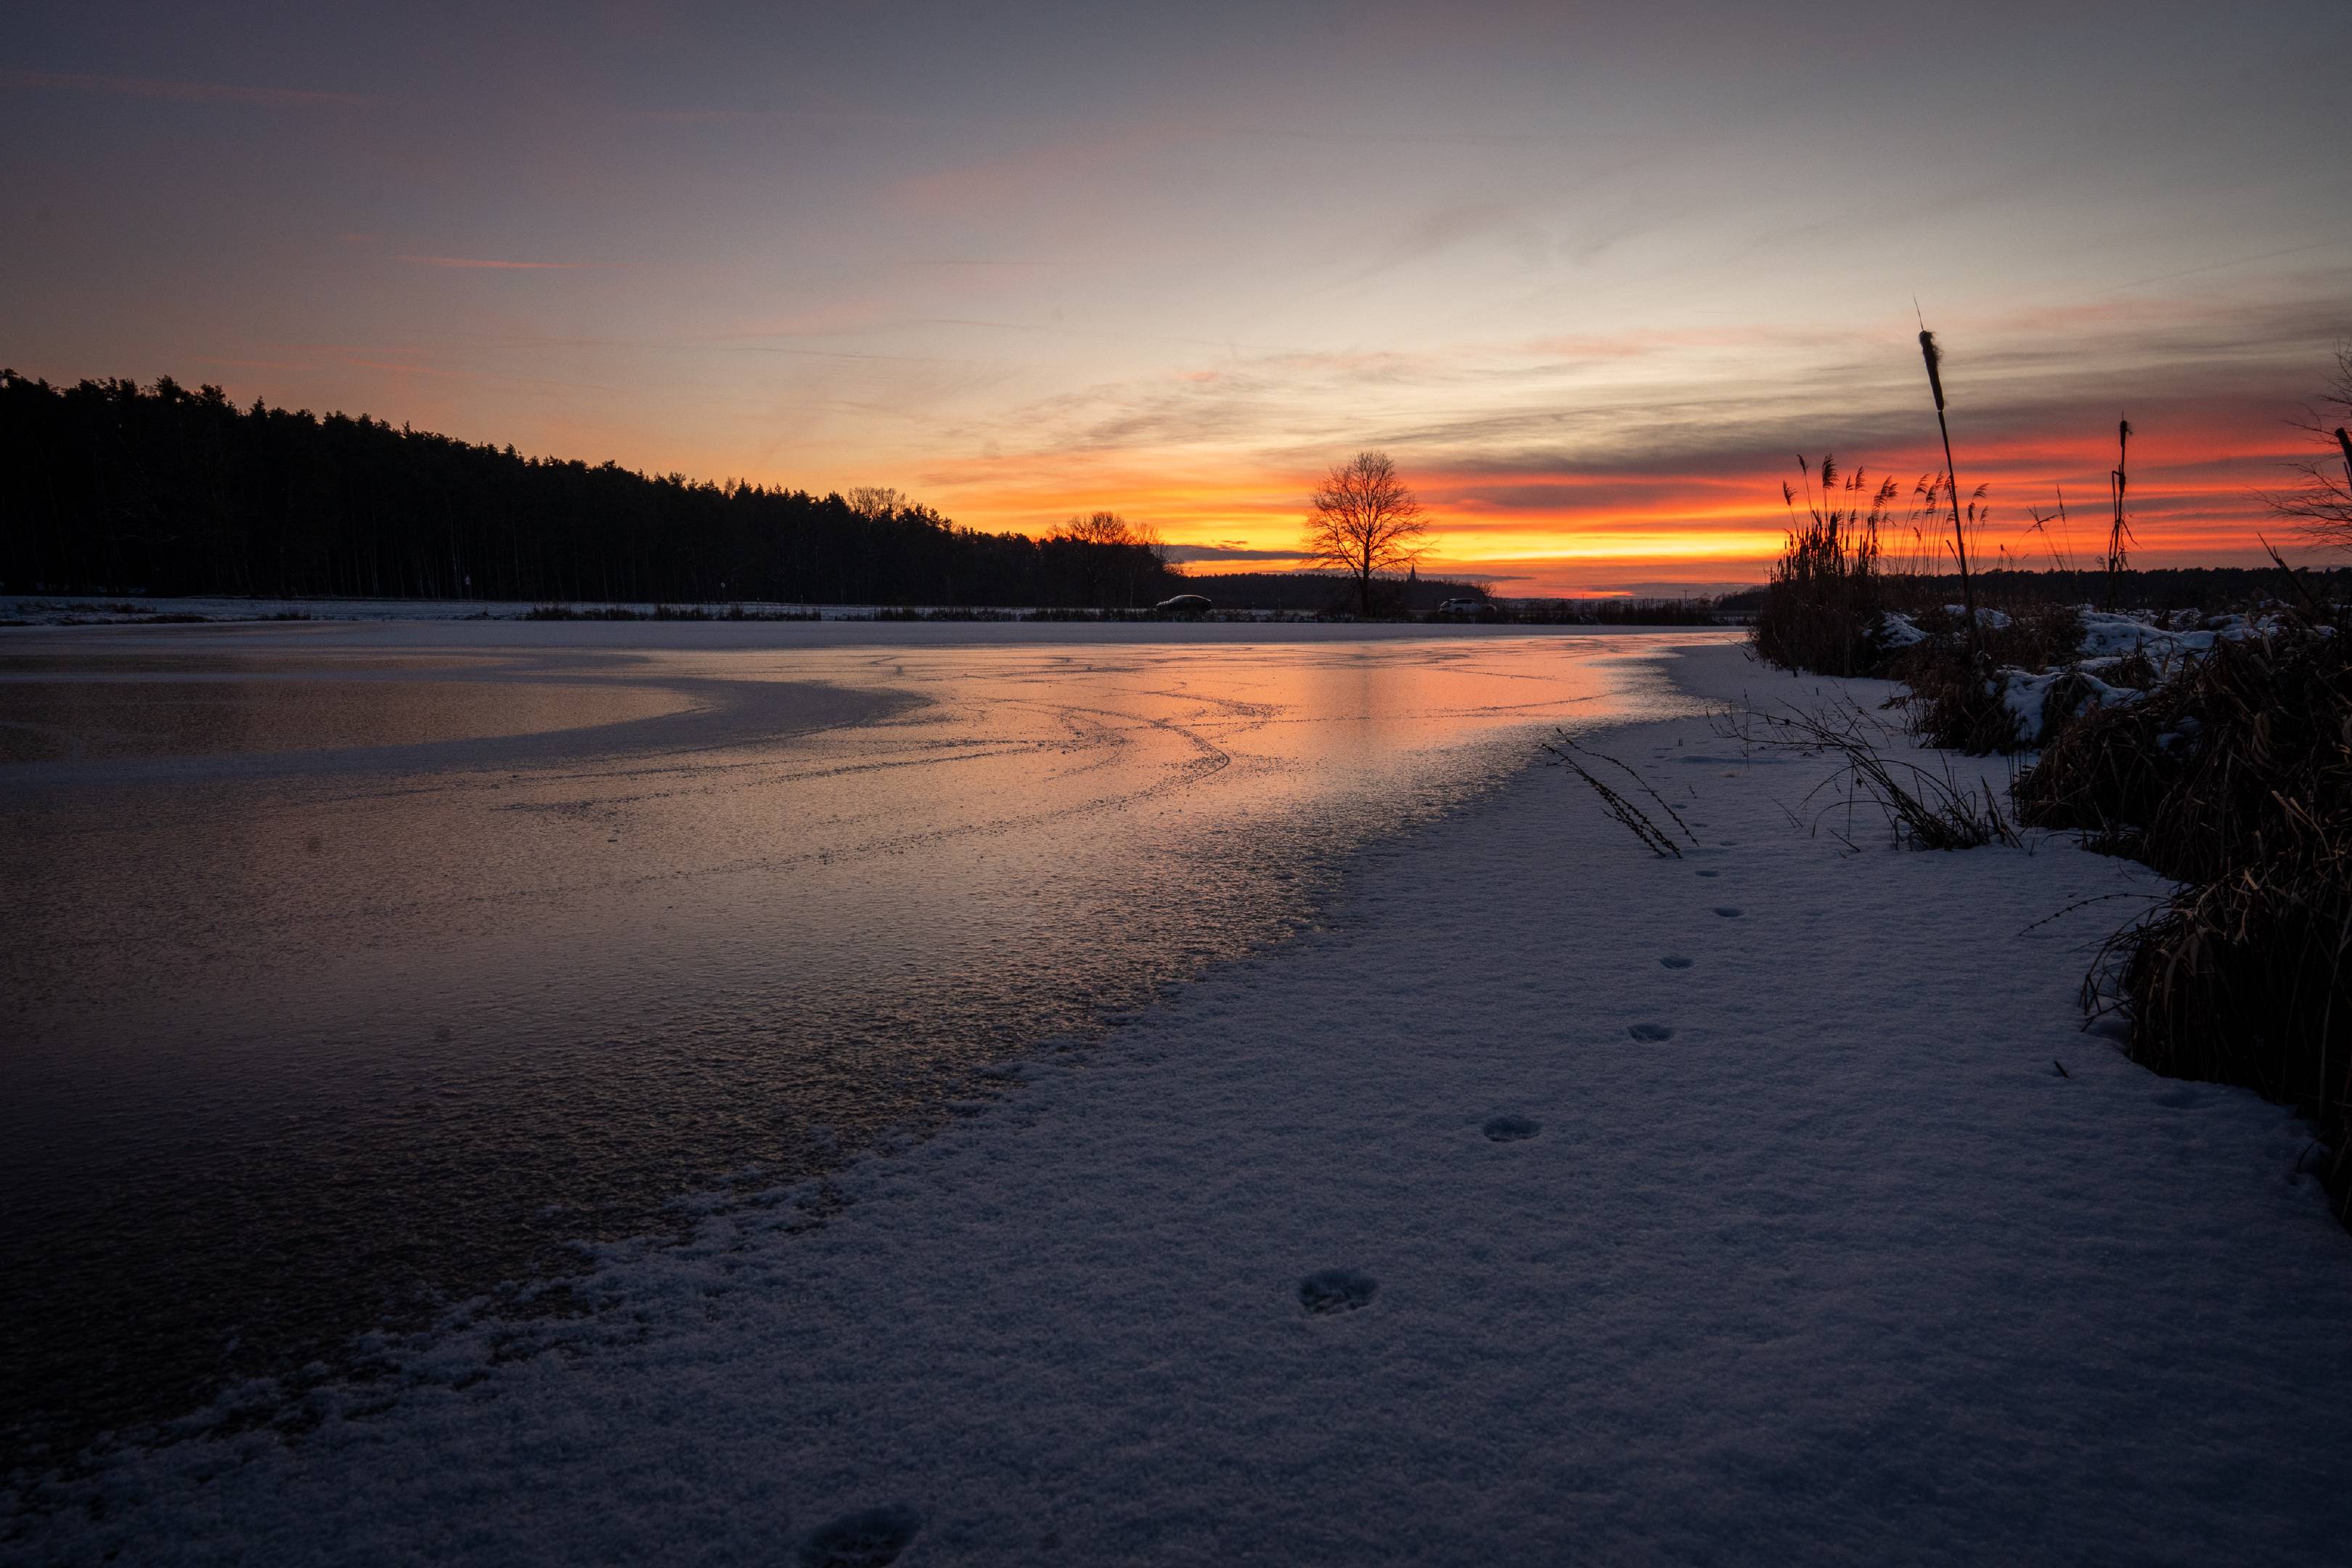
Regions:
[[9, 642, 2352, 1565], [0, 623, 1715, 1466]]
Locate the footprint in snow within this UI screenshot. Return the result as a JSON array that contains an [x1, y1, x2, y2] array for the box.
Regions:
[[1299, 1268, 1379, 1315], [1482, 1115, 1541, 1141], [801, 1505, 921, 1568], [1660, 956, 1694, 969], [1694, 869, 1720, 878], [1628, 1023, 1675, 1042], [1714, 906, 1744, 918]]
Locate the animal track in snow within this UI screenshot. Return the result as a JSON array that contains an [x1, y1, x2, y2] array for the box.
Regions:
[[1694, 869, 1720, 878], [1628, 1023, 1675, 1042], [1299, 1268, 1379, 1315], [801, 1504, 921, 1568], [1659, 956, 1694, 969], [1482, 1115, 1541, 1141], [1713, 906, 1744, 918]]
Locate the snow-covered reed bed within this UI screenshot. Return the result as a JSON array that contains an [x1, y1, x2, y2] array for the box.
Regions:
[[2014, 626, 2352, 1222], [1764, 571, 2352, 1228]]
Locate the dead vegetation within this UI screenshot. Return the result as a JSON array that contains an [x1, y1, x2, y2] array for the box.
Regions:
[[2014, 627, 2352, 1216], [1714, 697, 2018, 851], [1750, 456, 1893, 678], [1739, 327, 2352, 1225], [1886, 601, 2089, 754], [1541, 732, 1698, 857]]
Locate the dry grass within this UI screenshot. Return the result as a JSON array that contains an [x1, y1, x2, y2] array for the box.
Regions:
[[1714, 697, 2019, 851], [1750, 456, 1895, 677], [1542, 732, 1698, 857], [1889, 601, 2088, 754], [1736, 335, 2352, 1222], [2015, 626, 2344, 872]]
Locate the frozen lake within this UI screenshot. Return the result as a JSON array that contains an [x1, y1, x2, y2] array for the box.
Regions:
[[0, 621, 1724, 1465]]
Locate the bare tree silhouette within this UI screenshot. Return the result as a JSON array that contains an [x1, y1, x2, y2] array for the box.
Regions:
[[1050, 511, 1166, 605], [1302, 449, 1427, 616], [1050, 510, 1159, 551], [844, 486, 908, 521], [2271, 343, 2352, 552]]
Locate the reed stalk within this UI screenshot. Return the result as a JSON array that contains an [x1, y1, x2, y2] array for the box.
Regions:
[[1917, 328, 1979, 660], [2104, 418, 2136, 610]]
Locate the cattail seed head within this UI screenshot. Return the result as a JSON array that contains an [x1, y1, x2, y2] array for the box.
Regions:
[[1918, 330, 1946, 412]]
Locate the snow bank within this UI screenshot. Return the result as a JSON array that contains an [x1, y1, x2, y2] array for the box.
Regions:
[[2076, 609, 2202, 657], [1878, 611, 1929, 649], [1996, 661, 2146, 747], [1880, 605, 2013, 650], [2076, 608, 2313, 659], [1883, 607, 2324, 748], [1881, 605, 2310, 666], [12, 644, 2351, 1566]]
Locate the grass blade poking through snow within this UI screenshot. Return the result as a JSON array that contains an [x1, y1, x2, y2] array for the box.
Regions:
[[1715, 697, 2020, 851], [1542, 732, 1697, 858]]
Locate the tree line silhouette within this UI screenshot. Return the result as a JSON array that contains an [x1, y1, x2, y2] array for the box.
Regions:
[[0, 372, 1185, 606]]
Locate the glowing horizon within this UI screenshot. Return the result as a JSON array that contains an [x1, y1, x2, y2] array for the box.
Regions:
[[4, 4, 2347, 598]]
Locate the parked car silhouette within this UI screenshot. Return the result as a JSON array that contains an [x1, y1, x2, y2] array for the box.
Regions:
[[1155, 594, 1212, 613], [1434, 597, 1493, 618]]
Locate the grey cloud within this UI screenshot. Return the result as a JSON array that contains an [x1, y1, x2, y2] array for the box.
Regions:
[[1159, 544, 1303, 563]]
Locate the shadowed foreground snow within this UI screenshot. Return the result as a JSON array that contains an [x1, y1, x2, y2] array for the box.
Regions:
[[14, 645, 2352, 1564]]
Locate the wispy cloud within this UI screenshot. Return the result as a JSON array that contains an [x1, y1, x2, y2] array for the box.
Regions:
[[891, 120, 1197, 219], [2099, 239, 2352, 296], [4, 70, 378, 107], [194, 356, 314, 372], [396, 256, 597, 271], [1159, 544, 1302, 563], [724, 344, 943, 364], [632, 105, 940, 129]]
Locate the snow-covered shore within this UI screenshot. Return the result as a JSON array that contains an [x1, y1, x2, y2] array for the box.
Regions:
[[13, 642, 2352, 1565]]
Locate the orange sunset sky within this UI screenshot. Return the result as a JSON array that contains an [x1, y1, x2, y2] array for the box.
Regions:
[[5, 4, 2348, 596]]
